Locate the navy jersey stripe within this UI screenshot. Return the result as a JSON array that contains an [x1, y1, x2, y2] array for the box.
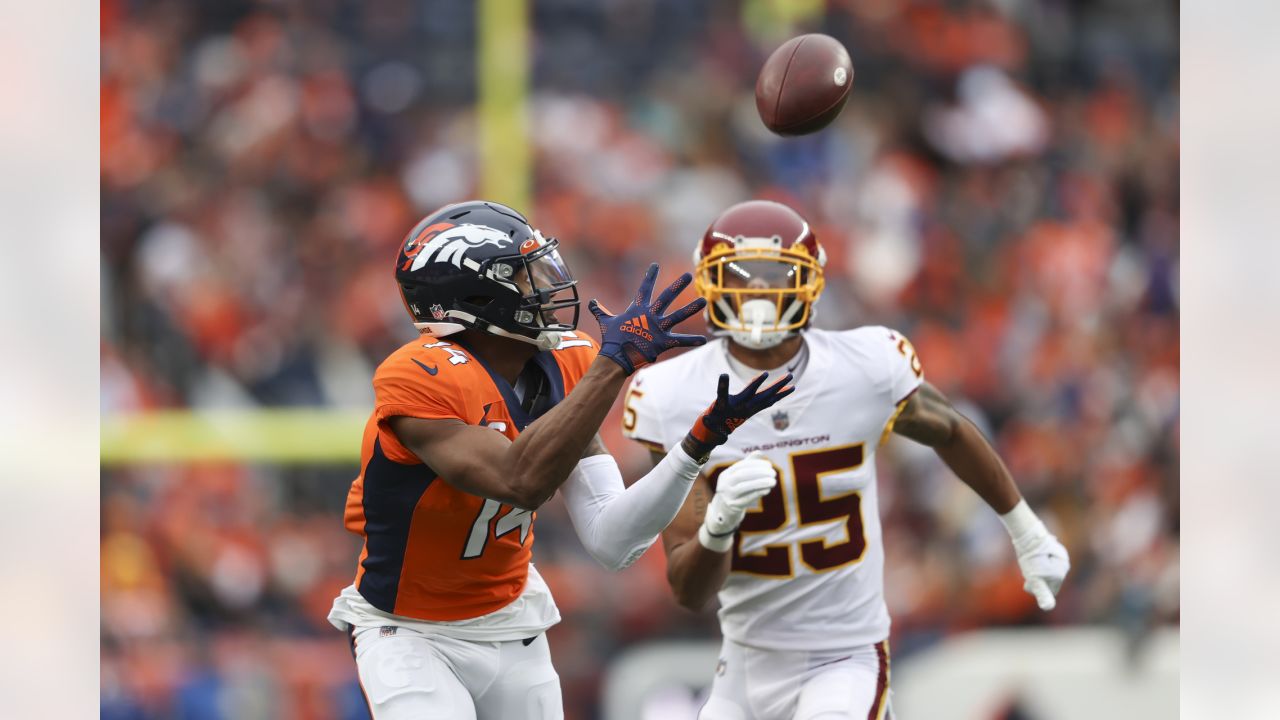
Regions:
[[532, 352, 567, 410], [356, 437, 435, 612], [449, 337, 568, 430]]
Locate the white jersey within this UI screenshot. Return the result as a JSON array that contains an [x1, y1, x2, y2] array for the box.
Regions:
[[624, 327, 923, 651]]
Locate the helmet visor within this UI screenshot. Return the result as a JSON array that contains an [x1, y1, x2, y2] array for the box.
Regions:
[[722, 258, 807, 292], [694, 247, 825, 334], [508, 239, 580, 331], [528, 245, 574, 290]]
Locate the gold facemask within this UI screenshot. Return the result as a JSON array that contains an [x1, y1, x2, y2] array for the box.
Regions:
[[693, 245, 826, 334]]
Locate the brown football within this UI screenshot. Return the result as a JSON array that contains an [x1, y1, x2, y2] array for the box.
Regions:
[[755, 34, 854, 136]]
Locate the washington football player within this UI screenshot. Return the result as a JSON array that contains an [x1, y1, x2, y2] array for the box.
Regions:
[[327, 200, 794, 719], [622, 200, 1071, 720]]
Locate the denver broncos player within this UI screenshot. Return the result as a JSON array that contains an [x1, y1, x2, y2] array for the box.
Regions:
[[327, 200, 794, 720], [622, 200, 1071, 720]]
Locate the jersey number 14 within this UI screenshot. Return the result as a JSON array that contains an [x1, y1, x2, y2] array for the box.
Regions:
[[462, 500, 533, 559]]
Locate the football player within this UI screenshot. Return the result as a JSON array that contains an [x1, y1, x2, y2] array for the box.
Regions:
[[622, 200, 1071, 720], [326, 200, 795, 720]]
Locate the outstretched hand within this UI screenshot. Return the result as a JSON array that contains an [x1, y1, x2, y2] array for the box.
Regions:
[[589, 263, 707, 375], [684, 372, 796, 460]]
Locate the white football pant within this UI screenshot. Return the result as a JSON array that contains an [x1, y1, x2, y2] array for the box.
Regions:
[[347, 624, 562, 719], [699, 638, 892, 720]]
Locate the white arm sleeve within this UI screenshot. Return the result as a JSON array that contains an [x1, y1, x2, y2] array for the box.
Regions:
[[560, 446, 702, 572]]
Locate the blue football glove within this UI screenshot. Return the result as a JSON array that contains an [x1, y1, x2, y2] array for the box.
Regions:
[[589, 263, 707, 375], [684, 372, 796, 459]]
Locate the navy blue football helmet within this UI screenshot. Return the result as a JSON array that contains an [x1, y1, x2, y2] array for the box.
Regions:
[[395, 201, 580, 349]]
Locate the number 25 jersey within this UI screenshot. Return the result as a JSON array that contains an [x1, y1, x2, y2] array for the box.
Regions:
[[624, 327, 923, 651]]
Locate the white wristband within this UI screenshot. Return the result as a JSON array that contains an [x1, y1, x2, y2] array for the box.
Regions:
[[697, 524, 734, 553], [999, 499, 1048, 554]]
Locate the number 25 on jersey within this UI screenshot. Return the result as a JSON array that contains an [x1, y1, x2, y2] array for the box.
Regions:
[[708, 444, 868, 578]]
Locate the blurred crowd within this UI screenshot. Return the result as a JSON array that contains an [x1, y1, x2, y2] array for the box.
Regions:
[[101, 0, 1179, 718]]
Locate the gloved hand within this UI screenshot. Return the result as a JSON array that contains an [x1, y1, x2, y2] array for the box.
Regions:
[[1013, 531, 1071, 611], [698, 451, 778, 553], [684, 372, 795, 458], [589, 263, 707, 375], [1001, 500, 1071, 611]]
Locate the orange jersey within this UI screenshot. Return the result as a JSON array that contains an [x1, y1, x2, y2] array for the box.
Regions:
[[343, 331, 598, 621]]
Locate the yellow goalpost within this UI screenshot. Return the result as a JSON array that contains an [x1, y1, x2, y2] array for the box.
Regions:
[[102, 1, 532, 466]]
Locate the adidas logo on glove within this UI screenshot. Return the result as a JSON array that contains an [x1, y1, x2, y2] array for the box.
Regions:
[[620, 316, 654, 341]]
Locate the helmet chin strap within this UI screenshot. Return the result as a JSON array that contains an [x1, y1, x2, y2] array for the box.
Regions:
[[415, 320, 465, 336], [719, 298, 803, 350], [477, 324, 563, 351], [416, 315, 562, 350]]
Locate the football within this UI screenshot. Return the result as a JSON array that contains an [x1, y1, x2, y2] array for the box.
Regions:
[[755, 33, 854, 136]]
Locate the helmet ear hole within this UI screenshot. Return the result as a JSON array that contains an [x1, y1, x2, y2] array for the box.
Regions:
[[464, 295, 494, 307]]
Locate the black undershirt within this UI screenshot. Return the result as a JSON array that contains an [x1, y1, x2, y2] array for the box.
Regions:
[[512, 360, 554, 419]]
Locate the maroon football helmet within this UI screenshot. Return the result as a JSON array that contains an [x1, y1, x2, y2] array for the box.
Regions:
[[693, 200, 827, 348]]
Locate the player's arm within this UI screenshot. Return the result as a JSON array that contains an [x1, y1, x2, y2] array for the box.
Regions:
[[659, 463, 725, 611], [892, 381, 1020, 511], [659, 449, 777, 611], [393, 264, 707, 511], [561, 374, 794, 572], [656, 373, 796, 610], [389, 355, 628, 510], [892, 380, 1070, 610]]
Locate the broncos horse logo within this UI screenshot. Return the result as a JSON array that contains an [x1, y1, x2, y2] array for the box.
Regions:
[[401, 222, 514, 272]]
